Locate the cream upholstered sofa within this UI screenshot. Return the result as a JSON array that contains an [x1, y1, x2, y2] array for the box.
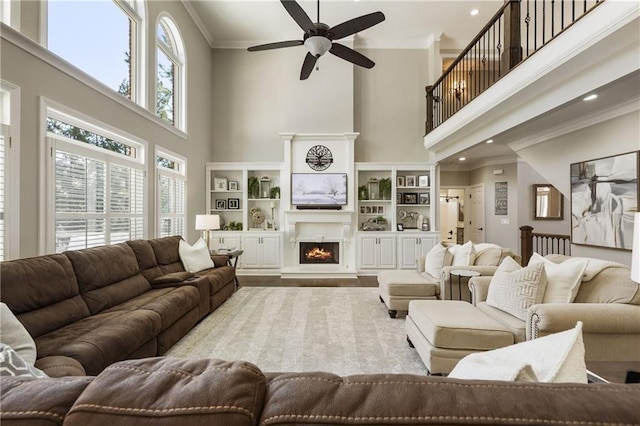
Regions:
[[378, 242, 520, 318], [406, 254, 640, 374]]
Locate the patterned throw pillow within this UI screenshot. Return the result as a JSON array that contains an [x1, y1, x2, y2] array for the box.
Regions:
[[0, 343, 47, 378], [486, 257, 548, 320]]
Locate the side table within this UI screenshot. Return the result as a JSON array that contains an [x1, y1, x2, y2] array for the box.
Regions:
[[213, 249, 243, 288], [449, 269, 481, 302]]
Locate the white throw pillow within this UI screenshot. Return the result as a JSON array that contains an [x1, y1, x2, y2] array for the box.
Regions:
[[0, 302, 37, 365], [424, 242, 450, 278], [528, 253, 588, 303], [178, 238, 215, 273], [486, 257, 547, 320], [449, 322, 586, 383], [449, 241, 476, 266]]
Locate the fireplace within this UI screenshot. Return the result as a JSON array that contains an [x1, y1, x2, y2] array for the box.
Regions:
[[299, 242, 339, 265]]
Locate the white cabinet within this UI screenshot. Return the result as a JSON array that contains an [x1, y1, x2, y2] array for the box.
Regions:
[[397, 234, 438, 269], [210, 234, 242, 253], [357, 234, 396, 270], [242, 234, 280, 269]]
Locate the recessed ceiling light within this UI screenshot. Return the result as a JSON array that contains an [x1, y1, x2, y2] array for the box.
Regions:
[[459, 157, 466, 161], [486, 139, 494, 144], [470, 9, 479, 16], [583, 94, 598, 101]]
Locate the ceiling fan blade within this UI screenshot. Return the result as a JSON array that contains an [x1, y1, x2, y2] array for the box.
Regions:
[[281, 0, 316, 33], [300, 52, 318, 80], [329, 43, 375, 69], [247, 40, 304, 52], [329, 11, 385, 40]]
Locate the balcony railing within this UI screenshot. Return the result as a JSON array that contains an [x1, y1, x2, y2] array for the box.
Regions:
[[425, 0, 604, 134]]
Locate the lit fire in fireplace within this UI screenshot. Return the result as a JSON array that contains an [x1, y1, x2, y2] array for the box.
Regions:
[[305, 247, 333, 261]]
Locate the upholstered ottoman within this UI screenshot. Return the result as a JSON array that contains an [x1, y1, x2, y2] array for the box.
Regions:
[[406, 300, 514, 374], [378, 270, 439, 318]]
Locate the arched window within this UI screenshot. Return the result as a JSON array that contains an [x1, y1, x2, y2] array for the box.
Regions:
[[47, 0, 146, 106], [156, 15, 185, 130]]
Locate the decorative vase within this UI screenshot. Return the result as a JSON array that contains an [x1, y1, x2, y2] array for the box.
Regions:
[[417, 214, 424, 230]]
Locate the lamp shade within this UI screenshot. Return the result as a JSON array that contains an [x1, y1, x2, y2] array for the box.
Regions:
[[632, 212, 640, 283], [195, 214, 220, 231]]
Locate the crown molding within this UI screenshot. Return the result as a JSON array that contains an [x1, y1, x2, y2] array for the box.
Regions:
[[508, 96, 640, 152], [180, 0, 214, 49]]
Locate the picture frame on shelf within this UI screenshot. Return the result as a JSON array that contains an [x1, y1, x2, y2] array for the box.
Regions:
[[419, 193, 430, 205], [397, 224, 404, 231], [396, 193, 402, 204], [228, 181, 238, 191], [265, 220, 276, 231], [418, 175, 430, 187], [360, 206, 366, 214], [228, 198, 240, 209], [376, 206, 384, 214], [365, 206, 372, 214], [403, 193, 418, 204], [397, 176, 405, 187], [214, 177, 228, 191], [215, 199, 227, 210], [405, 176, 417, 187]]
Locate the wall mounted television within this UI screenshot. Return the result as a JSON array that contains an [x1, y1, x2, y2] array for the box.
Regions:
[[291, 173, 348, 208]]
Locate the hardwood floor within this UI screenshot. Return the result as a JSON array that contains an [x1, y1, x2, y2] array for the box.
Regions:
[[238, 275, 378, 287]]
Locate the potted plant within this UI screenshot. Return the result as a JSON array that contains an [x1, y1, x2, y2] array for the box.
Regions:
[[270, 186, 280, 199], [248, 176, 259, 199], [379, 178, 391, 200], [358, 185, 369, 200]]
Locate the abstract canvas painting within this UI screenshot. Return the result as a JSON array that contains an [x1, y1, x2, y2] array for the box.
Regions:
[[570, 151, 639, 250]]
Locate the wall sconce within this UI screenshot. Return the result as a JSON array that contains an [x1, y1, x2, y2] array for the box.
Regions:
[[451, 80, 466, 100]]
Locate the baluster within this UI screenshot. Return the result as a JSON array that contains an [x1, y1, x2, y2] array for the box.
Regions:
[[534, 0, 537, 51], [561, 0, 565, 31], [497, 15, 502, 77], [542, 0, 546, 45], [525, 0, 531, 57], [583, 0, 587, 13], [551, 0, 555, 38], [572, 0, 575, 21]]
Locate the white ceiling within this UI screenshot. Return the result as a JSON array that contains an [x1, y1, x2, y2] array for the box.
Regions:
[[183, 0, 504, 49]]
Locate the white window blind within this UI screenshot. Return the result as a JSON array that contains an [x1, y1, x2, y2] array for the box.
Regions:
[[156, 149, 185, 238], [52, 137, 144, 253]]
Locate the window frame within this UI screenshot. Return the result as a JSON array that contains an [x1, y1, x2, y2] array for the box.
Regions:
[[0, 81, 20, 260], [0, 0, 20, 29], [40, 98, 148, 254], [155, 13, 186, 131], [155, 146, 187, 239]]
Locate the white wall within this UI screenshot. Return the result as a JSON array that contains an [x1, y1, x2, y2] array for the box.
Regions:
[[469, 162, 520, 252], [516, 111, 639, 265]]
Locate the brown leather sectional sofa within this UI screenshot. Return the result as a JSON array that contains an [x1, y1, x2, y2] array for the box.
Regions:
[[2, 357, 639, 425], [0, 236, 236, 376]]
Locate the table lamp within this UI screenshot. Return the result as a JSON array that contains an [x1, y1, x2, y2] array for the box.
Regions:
[[195, 214, 220, 250], [632, 212, 640, 283]]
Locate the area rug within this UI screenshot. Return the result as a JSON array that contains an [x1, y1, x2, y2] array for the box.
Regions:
[[165, 287, 429, 376]]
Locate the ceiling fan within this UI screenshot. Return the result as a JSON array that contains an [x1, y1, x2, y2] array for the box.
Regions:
[[247, 0, 385, 80]]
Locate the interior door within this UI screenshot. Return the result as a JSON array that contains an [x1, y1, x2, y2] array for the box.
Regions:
[[468, 184, 485, 243]]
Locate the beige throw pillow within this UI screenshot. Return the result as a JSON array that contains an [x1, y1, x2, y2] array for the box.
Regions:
[[486, 257, 547, 320], [179, 238, 215, 273], [424, 242, 450, 279], [0, 302, 37, 365], [528, 253, 588, 303], [449, 322, 586, 383], [449, 241, 476, 266]]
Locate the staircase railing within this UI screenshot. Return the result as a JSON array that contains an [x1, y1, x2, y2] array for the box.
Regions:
[[425, 0, 604, 134], [520, 225, 571, 265]]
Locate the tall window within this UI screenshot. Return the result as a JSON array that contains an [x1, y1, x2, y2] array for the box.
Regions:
[[0, 84, 18, 260], [46, 111, 145, 253], [156, 15, 185, 129], [47, 1, 144, 103], [156, 148, 186, 238], [0, 0, 19, 28]]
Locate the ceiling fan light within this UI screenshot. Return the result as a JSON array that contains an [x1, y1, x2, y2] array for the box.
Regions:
[[304, 36, 332, 57]]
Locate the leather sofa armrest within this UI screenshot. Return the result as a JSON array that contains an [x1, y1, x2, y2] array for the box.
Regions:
[[468, 276, 492, 305], [211, 255, 230, 268], [527, 303, 640, 340], [35, 356, 86, 377], [440, 266, 498, 300]]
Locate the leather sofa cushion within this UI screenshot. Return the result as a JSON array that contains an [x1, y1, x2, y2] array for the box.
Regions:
[[151, 271, 194, 285], [64, 358, 266, 426], [35, 310, 162, 376], [66, 243, 152, 314], [197, 266, 236, 294], [103, 286, 200, 330], [408, 300, 513, 350], [0, 254, 91, 338], [127, 236, 189, 282], [378, 270, 438, 297]]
